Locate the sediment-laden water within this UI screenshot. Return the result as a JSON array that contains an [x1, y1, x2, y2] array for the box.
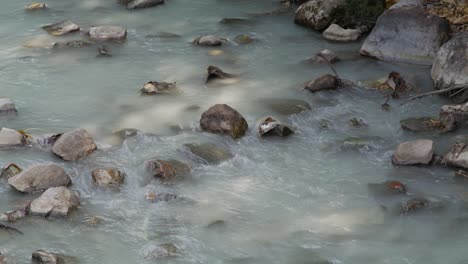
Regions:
[[1, 0, 468, 263]]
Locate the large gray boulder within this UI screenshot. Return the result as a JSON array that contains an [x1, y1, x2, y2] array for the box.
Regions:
[[89, 26, 127, 42], [200, 104, 248, 139], [360, 0, 450, 65], [0, 97, 17, 114], [0, 128, 25, 148], [294, 0, 345, 31], [8, 163, 71, 193], [392, 139, 434, 165], [52, 129, 97, 161], [431, 32, 468, 103], [29, 187, 80, 217]]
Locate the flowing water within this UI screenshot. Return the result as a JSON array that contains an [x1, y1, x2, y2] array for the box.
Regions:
[[1, 0, 468, 263]]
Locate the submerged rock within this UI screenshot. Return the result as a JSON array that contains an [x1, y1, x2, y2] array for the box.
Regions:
[[32, 250, 77, 264], [0, 97, 17, 115], [140, 81, 176, 95], [368, 180, 406, 196], [431, 32, 468, 103], [234, 34, 255, 45], [348, 117, 367, 127], [322, 24, 361, 42], [257, 117, 294, 137], [42, 20, 80, 36], [400, 117, 443, 133], [52, 128, 97, 161], [146, 159, 191, 182], [259, 98, 311, 115], [52, 40, 91, 49], [89, 26, 127, 42], [193, 35, 223, 46], [0, 163, 22, 179], [200, 104, 248, 139], [294, 0, 345, 31], [92, 168, 124, 186], [0, 128, 25, 148], [400, 197, 443, 215], [360, 0, 450, 65], [29, 187, 80, 217], [206, 65, 235, 83], [310, 49, 339, 64], [439, 102, 468, 133], [144, 243, 177, 259], [26, 3, 47, 11], [0, 208, 27, 223], [147, 32, 181, 39], [146, 192, 179, 203], [122, 0, 164, 9], [305, 74, 340, 93], [219, 18, 253, 25], [8, 163, 71, 193], [442, 143, 468, 169], [83, 216, 103, 226], [392, 139, 434, 165], [182, 143, 233, 164], [97, 45, 112, 57]]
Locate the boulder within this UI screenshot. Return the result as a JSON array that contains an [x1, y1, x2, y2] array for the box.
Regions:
[[25, 3, 47, 11], [146, 159, 191, 182], [89, 26, 127, 42], [42, 20, 80, 36], [28, 187, 80, 217], [257, 117, 294, 137], [52, 129, 97, 161], [8, 163, 71, 193], [442, 143, 468, 169], [439, 102, 468, 133], [0, 128, 25, 148], [0, 97, 17, 114], [206, 65, 235, 83], [360, 0, 450, 65], [400, 117, 443, 132], [193, 35, 223, 46], [0, 163, 22, 179], [144, 243, 177, 260], [305, 74, 340, 93], [392, 139, 434, 165], [182, 143, 233, 164], [322, 24, 361, 42], [200, 104, 248, 138], [91, 168, 124, 186], [294, 0, 345, 31], [310, 49, 339, 64], [258, 98, 311, 115], [140, 81, 176, 95], [122, 0, 164, 9], [431, 32, 468, 103]]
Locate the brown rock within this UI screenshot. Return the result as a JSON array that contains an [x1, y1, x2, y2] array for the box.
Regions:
[[200, 104, 248, 138]]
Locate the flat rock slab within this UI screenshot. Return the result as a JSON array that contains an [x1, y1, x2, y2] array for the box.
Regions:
[[8, 163, 71, 193], [89, 26, 127, 42], [322, 24, 361, 42], [52, 128, 97, 161], [400, 117, 443, 132], [0, 128, 25, 148], [42, 20, 80, 36], [29, 187, 80, 217], [392, 139, 434, 165]]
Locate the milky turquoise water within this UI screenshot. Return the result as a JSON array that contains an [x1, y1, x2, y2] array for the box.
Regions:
[[1, 0, 468, 263]]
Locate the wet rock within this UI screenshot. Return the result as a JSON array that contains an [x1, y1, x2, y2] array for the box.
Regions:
[[200, 104, 248, 139], [0, 163, 22, 179], [42, 20, 80, 36], [89, 26, 127, 42], [310, 49, 339, 64], [146, 159, 191, 182], [400, 117, 443, 132], [360, 0, 450, 65], [193, 35, 223, 46], [97, 45, 111, 57], [146, 191, 179, 203], [439, 102, 468, 133], [431, 32, 468, 103], [257, 117, 294, 137], [52, 40, 91, 48], [122, 0, 164, 9], [442, 143, 468, 169], [259, 98, 311, 115], [52, 128, 97, 161], [144, 243, 177, 259], [219, 18, 253, 25], [348, 117, 367, 127], [0, 97, 17, 115], [234, 34, 255, 45], [368, 180, 407, 196], [182, 143, 233, 164], [8, 163, 71, 193], [304, 74, 340, 93], [392, 139, 434, 165], [322, 24, 361, 42], [206, 65, 235, 83], [0, 209, 27, 222], [26, 3, 47, 11], [294, 0, 345, 31], [32, 250, 77, 264], [28, 187, 80, 217], [140, 81, 176, 95], [0, 128, 25, 148], [92, 168, 124, 186], [400, 197, 443, 215]]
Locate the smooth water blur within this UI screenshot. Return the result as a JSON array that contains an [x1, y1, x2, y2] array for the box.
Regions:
[[1, 0, 468, 263]]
